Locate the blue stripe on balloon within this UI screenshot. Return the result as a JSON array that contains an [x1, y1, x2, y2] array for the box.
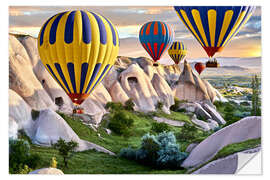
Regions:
[[80, 63, 89, 93], [91, 12, 107, 45], [89, 64, 111, 94], [80, 11, 91, 44], [102, 15, 117, 46], [54, 63, 71, 94], [39, 15, 55, 46], [49, 12, 65, 44], [198, 7, 211, 47], [46, 64, 66, 92], [84, 63, 101, 93], [64, 11, 76, 44], [214, 7, 226, 46], [219, 6, 242, 46], [67, 63, 77, 93]]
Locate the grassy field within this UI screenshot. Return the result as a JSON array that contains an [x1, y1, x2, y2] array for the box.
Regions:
[[20, 107, 260, 174]]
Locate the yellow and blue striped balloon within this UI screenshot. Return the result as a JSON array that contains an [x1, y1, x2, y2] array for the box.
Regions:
[[168, 41, 187, 64], [174, 6, 255, 57], [38, 10, 119, 105]]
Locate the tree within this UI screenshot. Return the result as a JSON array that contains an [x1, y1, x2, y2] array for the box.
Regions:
[[53, 138, 78, 168], [251, 75, 261, 116]]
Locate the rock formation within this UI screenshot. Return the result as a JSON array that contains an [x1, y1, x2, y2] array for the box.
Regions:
[[173, 60, 216, 102], [181, 116, 261, 168]]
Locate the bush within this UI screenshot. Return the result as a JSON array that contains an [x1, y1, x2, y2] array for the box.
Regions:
[[156, 101, 164, 110], [53, 138, 78, 168], [170, 97, 187, 112], [108, 110, 134, 136], [120, 132, 188, 169], [151, 122, 171, 134], [9, 139, 40, 174], [124, 99, 135, 111], [105, 102, 124, 112], [18, 165, 32, 174], [176, 123, 200, 143]]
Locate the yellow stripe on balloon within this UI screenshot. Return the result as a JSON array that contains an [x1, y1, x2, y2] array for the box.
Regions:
[[177, 10, 204, 47], [81, 12, 100, 93], [217, 10, 234, 47], [222, 11, 247, 47], [208, 9, 216, 47], [192, 9, 209, 47], [56, 11, 74, 93]]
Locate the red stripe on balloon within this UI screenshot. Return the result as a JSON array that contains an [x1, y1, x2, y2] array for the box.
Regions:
[[157, 43, 164, 59], [147, 42, 155, 60], [160, 22, 166, 35], [142, 43, 151, 56], [154, 43, 158, 59], [154, 22, 158, 35], [140, 24, 146, 36], [146, 22, 152, 35]]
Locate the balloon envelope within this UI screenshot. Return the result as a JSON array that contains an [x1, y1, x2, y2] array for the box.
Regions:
[[195, 62, 206, 75], [168, 41, 187, 64], [38, 10, 119, 105], [139, 21, 174, 62], [174, 6, 255, 57]]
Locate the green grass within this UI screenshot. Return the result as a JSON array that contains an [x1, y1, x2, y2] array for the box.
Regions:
[[150, 110, 192, 124], [58, 110, 182, 153], [30, 145, 186, 174]]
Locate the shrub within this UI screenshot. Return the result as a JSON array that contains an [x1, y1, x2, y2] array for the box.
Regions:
[[18, 165, 32, 174], [120, 132, 188, 169], [124, 99, 135, 111], [108, 110, 134, 136], [53, 138, 78, 168], [176, 123, 200, 143], [156, 101, 164, 110], [151, 122, 171, 134], [105, 102, 124, 112], [9, 139, 40, 174], [170, 97, 181, 111]]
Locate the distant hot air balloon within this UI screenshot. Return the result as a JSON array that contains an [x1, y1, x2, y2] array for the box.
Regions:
[[174, 6, 255, 67], [194, 62, 206, 75], [168, 41, 187, 64], [139, 21, 174, 66], [38, 10, 119, 107]]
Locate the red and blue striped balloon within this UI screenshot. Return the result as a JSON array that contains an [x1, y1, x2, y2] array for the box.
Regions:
[[139, 21, 174, 62]]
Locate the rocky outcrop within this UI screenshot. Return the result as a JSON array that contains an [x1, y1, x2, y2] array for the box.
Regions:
[[153, 117, 185, 127], [192, 147, 261, 174], [9, 35, 57, 110], [29, 168, 64, 174], [120, 64, 159, 112], [151, 73, 174, 112], [182, 116, 261, 168], [202, 103, 226, 125], [32, 109, 114, 155], [173, 60, 216, 102], [9, 89, 34, 139]]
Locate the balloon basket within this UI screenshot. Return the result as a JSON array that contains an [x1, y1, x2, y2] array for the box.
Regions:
[[153, 63, 159, 67], [73, 107, 84, 114], [206, 58, 219, 68]]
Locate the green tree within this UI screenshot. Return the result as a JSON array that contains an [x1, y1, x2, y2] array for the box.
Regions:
[[251, 75, 261, 116], [53, 138, 78, 168]]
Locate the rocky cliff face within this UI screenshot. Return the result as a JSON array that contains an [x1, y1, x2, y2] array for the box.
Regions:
[[9, 33, 222, 127]]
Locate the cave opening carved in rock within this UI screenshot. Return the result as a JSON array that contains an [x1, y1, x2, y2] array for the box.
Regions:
[[55, 97, 64, 107], [127, 77, 138, 84]]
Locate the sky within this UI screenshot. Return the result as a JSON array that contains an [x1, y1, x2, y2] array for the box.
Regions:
[[9, 6, 261, 64]]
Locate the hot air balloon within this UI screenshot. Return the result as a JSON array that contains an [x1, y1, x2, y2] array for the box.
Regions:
[[37, 10, 119, 111], [194, 62, 206, 75], [174, 6, 255, 67], [168, 41, 187, 64], [139, 21, 174, 66]]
